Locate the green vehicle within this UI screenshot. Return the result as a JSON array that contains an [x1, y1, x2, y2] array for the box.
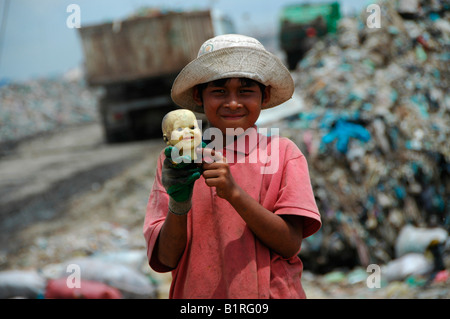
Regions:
[[279, 2, 341, 69]]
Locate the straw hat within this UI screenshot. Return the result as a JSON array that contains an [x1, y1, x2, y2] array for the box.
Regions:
[[171, 34, 294, 113]]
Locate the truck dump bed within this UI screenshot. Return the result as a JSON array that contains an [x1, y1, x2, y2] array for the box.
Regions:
[[78, 11, 214, 86]]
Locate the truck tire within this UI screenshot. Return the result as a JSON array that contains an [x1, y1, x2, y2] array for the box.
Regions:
[[99, 98, 133, 143], [286, 50, 304, 70]]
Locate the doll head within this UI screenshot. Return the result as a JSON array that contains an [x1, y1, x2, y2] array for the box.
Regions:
[[162, 109, 202, 159]]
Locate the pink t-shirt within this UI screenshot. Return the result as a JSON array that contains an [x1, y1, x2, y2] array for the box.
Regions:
[[143, 128, 321, 298]]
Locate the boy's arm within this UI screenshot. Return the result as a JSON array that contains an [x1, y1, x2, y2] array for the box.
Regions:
[[202, 149, 303, 258], [156, 146, 201, 269], [155, 207, 188, 269], [229, 184, 304, 258]]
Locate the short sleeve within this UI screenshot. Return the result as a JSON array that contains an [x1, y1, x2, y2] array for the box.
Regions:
[[263, 137, 321, 238], [143, 151, 173, 273]]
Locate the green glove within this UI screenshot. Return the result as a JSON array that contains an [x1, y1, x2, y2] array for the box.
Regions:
[[162, 146, 202, 208]]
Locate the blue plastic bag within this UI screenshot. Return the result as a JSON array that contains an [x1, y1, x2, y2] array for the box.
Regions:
[[322, 119, 371, 153]]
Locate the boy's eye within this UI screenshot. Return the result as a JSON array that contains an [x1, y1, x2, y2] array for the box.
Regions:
[[190, 125, 195, 129], [211, 89, 225, 94], [176, 127, 183, 132]]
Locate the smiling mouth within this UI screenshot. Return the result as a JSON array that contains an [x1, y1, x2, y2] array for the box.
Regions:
[[221, 114, 245, 120]]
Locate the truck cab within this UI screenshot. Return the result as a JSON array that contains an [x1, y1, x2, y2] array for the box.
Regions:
[[279, 2, 341, 70]]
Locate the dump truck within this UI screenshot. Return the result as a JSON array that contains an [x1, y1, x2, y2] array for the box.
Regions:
[[78, 10, 229, 142], [279, 2, 341, 70]]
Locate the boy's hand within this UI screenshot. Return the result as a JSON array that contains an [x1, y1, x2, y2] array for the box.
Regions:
[[164, 146, 193, 167], [201, 148, 240, 201], [162, 146, 201, 203]]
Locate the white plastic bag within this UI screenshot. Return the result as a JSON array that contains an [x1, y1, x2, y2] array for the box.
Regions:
[[395, 225, 448, 257], [48, 257, 156, 299], [0, 270, 46, 299]]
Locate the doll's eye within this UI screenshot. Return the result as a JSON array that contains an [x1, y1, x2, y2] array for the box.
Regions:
[[176, 127, 183, 131], [190, 125, 195, 129]]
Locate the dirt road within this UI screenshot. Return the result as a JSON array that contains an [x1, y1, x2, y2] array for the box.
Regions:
[[0, 122, 165, 263]]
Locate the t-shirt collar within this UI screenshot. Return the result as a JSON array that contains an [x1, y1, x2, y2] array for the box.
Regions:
[[224, 125, 262, 155]]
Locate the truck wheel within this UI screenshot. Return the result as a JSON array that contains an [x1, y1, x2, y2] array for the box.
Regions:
[[104, 128, 119, 144], [287, 51, 302, 70], [103, 126, 134, 143]]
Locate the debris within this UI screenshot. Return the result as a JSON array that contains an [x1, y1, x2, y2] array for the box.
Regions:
[[382, 253, 433, 282], [323, 270, 346, 284], [291, 0, 449, 272], [346, 267, 369, 285], [45, 278, 122, 299], [0, 75, 100, 146], [43, 256, 157, 299], [395, 224, 448, 257], [91, 249, 148, 271], [0, 270, 46, 299], [433, 269, 449, 283], [385, 281, 415, 298], [321, 119, 371, 154]]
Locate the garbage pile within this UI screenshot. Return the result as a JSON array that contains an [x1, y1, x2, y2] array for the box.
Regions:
[[0, 73, 100, 147], [301, 225, 450, 298], [0, 250, 158, 299], [285, 0, 449, 272]]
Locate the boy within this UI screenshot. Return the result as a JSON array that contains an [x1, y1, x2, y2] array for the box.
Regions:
[[143, 34, 321, 298]]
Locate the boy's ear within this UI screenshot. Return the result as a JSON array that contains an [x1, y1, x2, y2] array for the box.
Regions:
[[192, 86, 203, 106], [261, 85, 271, 108]]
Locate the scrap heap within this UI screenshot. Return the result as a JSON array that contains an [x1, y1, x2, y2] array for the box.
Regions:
[[0, 74, 100, 148], [288, 0, 449, 272]]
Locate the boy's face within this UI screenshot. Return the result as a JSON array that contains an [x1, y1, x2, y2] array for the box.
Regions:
[[193, 78, 271, 134]]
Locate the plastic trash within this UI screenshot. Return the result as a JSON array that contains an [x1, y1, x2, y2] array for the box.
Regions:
[[290, 0, 450, 271], [382, 253, 433, 282], [45, 278, 122, 299], [0, 270, 46, 299], [347, 267, 369, 285], [44, 257, 157, 299], [321, 119, 371, 154], [91, 249, 148, 271], [433, 270, 449, 284], [395, 225, 448, 257], [323, 270, 346, 284], [385, 281, 414, 298], [396, 0, 420, 17], [0, 75, 100, 144], [70, 257, 155, 298]]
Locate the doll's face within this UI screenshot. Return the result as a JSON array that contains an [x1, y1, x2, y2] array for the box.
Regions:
[[165, 111, 202, 151]]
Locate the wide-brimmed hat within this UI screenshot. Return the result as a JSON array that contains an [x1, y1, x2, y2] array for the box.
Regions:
[[171, 34, 294, 113]]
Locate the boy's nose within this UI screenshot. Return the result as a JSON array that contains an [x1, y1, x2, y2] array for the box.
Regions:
[[225, 96, 242, 110]]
